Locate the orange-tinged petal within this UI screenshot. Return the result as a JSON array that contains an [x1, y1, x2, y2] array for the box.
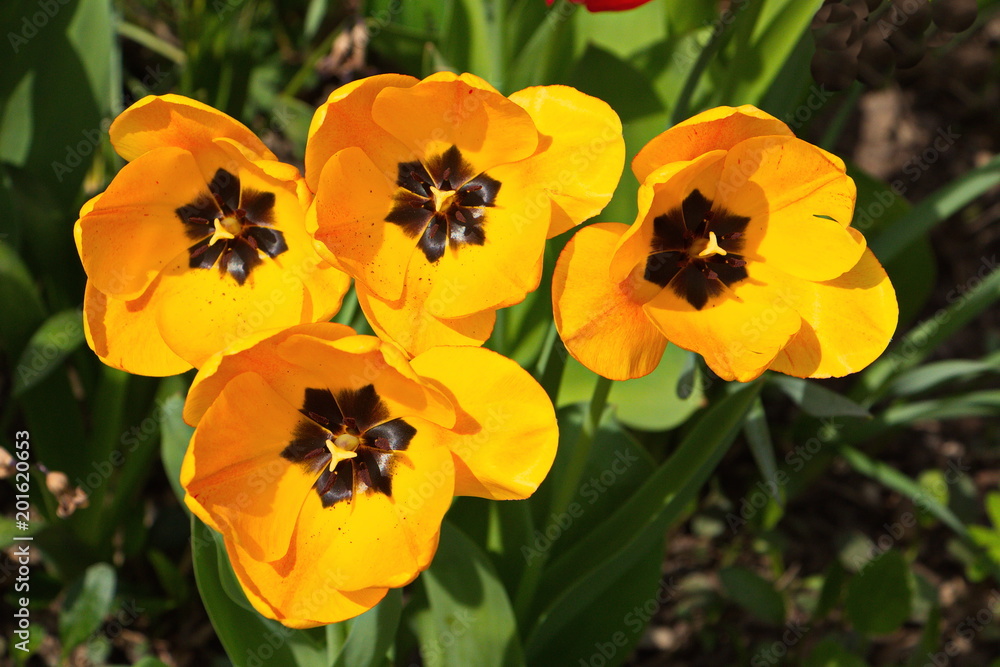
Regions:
[[275, 334, 456, 429], [643, 262, 802, 382], [110, 94, 274, 163], [309, 146, 417, 302], [507, 85, 625, 237], [182, 371, 315, 563], [632, 105, 793, 183], [718, 135, 864, 282], [184, 322, 356, 426], [355, 282, 497, 357], [82, 281, 190, 376], [78, 146, 213, 299], [222, 533, 388, 628], [767, 250, 898, 378], [305, 74, 418, 192], [371, 78, 539, 177], [554, 223, 668, 380], [610, 151, 727, 285], [264, 420, 453, 592], [410, 347, 558, 500], [423, 70, 502, 94]]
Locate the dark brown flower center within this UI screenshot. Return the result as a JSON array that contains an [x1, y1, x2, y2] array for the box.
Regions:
[[644, 189, 750, 310], [175, 168, 288, 285], [385, 145, 501, 263], [280, 384, 416, 508]]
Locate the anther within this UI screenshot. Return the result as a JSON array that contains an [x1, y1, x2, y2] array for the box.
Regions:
[[308, 411, 330, 426], [454, 209, 467, 223]]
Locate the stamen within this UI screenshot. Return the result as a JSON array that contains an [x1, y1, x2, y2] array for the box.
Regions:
[[727, 257, 747, 268], [307, 411, 329, 426], [454, 209, 467, 223], [317, 471, 336, 496], [705, 268, 719, 281], [464, 184, 483, 192], [190, 244, 211, 258], [189, 216, 210, 225], [343, 416, 359, 435]]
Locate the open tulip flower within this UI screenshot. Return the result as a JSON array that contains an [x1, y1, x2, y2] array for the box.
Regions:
[[74, 95, 350, 375], [306, 72, 624, 357], [180, 323, 557, 627], [553, 105, 898, 382]]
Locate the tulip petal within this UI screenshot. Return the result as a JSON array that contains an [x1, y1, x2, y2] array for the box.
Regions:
[[78, 146, 215, 300], [182, 371, 317, 563], [718, 136, 864, 282], [554, 223, 667, 380], [310, 146, 419, 303], [82, 281, 190, 376], [110, 94, 274, 163], [507, 85, 625, 237], [371, 78, 539, 177], [184, 323, 357, 426], [305, 74, 419, 192], [643, 263, 801, 382], [355, 282, 497, 357], [767, 250, 898, 378], [223, 533, 388, 628], [410, 347, 558, 499], [632, 105, 793, 183]]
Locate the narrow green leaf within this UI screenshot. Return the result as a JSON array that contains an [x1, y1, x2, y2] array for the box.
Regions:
[[771, 375, 870, 418], [744, 397, 781, 503], [719, 566, 786, 625], [417, 521, 524, 667], [812, 561, 844, 622], [859, 264, 1000, 400], [0, 240, 46, 357], [837, 445, 968, 539], [59, 563, 117, 654], [888, 353, 1000, 397], [12, 309, 83, 396], [160, 392, 194, 506], [845, 549, 912, 635], [870, 154, 1000, 264]]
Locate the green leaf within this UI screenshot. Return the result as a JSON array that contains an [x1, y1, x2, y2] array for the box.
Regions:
[[0, 240, 45, 356], [858, 264, 1000, 400], [812, 561, 844, 622], [558, 344, 703, 432], [771, 376, 870, 418], [190, 517, 328, 667], [12, 309, 84, 396], [845, 549, 912, 635], [160, 392, 194, 506], [415, 521, 523, 667], [59, 563, 117, 654], [566, 44, 665, 122], [525, 383, 761, 657], [887, 353, 1000, 397], [332, 589, 402, 667], [744, 397, 781, 503], [719, 566, 786, 625]]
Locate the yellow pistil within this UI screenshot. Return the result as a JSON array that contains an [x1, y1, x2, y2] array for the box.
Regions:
[[209, 215, 243, 246], [430, 186, 457, 213], [327, 433, 360, 470], [692, 231, 727, 258]]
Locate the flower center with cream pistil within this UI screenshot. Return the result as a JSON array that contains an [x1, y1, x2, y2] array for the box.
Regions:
[[385, 145, 501, 263], [281, 384, 416, 507], [643, 189, 751, 310], [175, 168, 288, 285]]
